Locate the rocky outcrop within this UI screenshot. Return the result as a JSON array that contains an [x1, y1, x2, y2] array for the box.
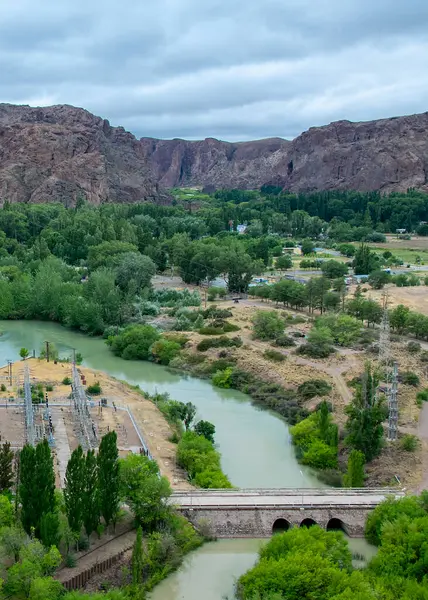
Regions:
[[0, 104, 165, 205], [141, 112, 428, 193]]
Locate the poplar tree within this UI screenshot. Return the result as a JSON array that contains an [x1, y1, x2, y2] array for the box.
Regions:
[[83, 449, 99, 537], [64, 446, 85, 535], [0, 441, 14, 493], [97, 431, 120, 527], [131, 526, 143, 585], [33, 439, 56, 536], [19, 444, 36, 534], [343, 450, 365, 488]]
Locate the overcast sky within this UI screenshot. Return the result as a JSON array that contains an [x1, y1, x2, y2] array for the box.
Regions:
[[1, 0, 428, 141]]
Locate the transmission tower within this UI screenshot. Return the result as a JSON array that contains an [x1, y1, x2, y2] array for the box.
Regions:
[[378, 292, 398, 441], [23, 363, 36, 446], [71, 363, 97, 450]]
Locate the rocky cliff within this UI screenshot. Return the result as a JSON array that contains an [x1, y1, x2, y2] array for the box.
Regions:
[[141, 112, 428, 193], [0, 104, 164, 205]]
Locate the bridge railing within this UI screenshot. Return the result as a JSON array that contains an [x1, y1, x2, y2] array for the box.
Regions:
[[171, 487, 403, 497]]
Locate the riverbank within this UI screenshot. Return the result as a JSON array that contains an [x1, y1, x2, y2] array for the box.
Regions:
[[0, 358, 191, 489]]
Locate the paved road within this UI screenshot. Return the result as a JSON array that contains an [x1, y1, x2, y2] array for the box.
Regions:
[[171, 488, 403, 508]]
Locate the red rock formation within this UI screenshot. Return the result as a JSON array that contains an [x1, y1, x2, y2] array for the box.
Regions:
[[141, 112, 428, 193], [0, 104, 165, 205]]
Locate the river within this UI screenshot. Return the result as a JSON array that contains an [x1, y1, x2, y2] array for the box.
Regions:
[[0, 320, 376, 599]]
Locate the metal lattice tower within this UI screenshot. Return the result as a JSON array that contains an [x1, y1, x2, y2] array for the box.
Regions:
[[23, 363, 35, 446], [71, 363, 97, 450], [378, 292, 399, 441], [388, 362, 399, 441]]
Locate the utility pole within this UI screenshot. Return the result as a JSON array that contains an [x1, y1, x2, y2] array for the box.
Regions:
[[7, 360, 12, 386], [45, 341, 50, 362]]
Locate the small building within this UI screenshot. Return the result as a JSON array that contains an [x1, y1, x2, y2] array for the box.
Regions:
[[396, 228, 407, 234]]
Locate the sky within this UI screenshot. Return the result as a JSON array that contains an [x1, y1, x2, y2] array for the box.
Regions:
[[1, 0, 428, 141]]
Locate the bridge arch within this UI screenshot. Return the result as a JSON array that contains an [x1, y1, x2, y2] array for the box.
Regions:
[[300, 518, 317, 528], [326, 518, 349, 535], [272, 518, 290, 534]]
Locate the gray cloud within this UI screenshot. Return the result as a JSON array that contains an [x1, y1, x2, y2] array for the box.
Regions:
[[1, 0, 428, 141]]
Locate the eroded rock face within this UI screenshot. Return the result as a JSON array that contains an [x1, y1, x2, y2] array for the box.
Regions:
[[141, 112, 428, 193], [0, 104, 164, 205]]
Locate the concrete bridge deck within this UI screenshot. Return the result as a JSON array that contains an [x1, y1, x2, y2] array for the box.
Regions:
[[171, 488, 404, 538]]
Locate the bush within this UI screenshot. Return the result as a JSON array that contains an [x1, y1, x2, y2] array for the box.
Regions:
[[297, 343, 334, 358], [163, 333, 189, 347], [298, 380, 332, 400], [65, 554, 77, 568], [62, 377, 72, 385], [140, 301, 160, 316], [301, 439, 338, 469], [177, 431, 232, 488], [197, 336, 242, 352], [400, 371, 420, 387], [212, 367, 233, 388], [45, 384, 54, 392], [420, 351, 428, 363], [264, 349, 285, 362], [400, 434, 420, 452], [407, 341, 421, 353], [416, 389, 428, 404], [151, 288, 201, 307], [252, 310, 284, 340], [0, 384, 6, 392], [150, 339, 181, 365], [86, 381, 101, 395], [199, 322, 240, 335], [108, 324, 160, 360], [274, 335, 296, 347], [201, 306, 232, 319]]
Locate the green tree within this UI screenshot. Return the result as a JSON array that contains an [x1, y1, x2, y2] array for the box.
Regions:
[[83, 449, 99, 538], [87, 240, 138, 271], [0, 525, 27, 563], [321, 260, 348, 279], [365, 496, 426, 546], [368, 269, 391, 289], [109, 325, 160, 360], [389, 304, 410, 332], [194, 420, 216, 443], [19, 444, 37, 534], [39, 512, 60, 549], [0, 441, 14, 493], [64, 446, 86, 535], [276, 254, 293, 271], [353, 243, 379, 275], [120, 454, 171, 530], [97, 431, 120, 527], [184, 402, 197, 431], [252, 310, 284, 340], [29, 577, 63, 600], [345, 363, 387, 461], [301, 239, 315, 255], [0, 495, 14, 527], [19, 348, 30, 360], [343, 450, 365, 487], [115, 252, 156, 294], [131, 526, 144, 585]]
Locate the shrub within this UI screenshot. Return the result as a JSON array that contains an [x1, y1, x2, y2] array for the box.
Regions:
[[108, 324, 160, 360], [264, 349, 285, 362], [197, 336, 242, 352], [407, 341, 421, 354], [151, 288, 201, 307], [201, 306, 232, 319], [298, 380, 332, 400], [296, 343, 334, 358], [400, 434, 420, 452], [252, 310, 284, 340], [212, 367, 233, 388], [150, 339, 181, 365], [301, 439, 338, 469], [274, 335, 296, 347], [199, 322, 240, 335], [0, 384, 6, 392], [416, 389, 428, 403], [316, 469, 343, 487], [45, 384, 54, 392], [177, 431, 231, 488], [62, 377, 72, 385], [65, 554, 77, 568], [140, 301, 160, 316], [163, 333, 189, 347], [400, 371, 420, 387], [420, 351, 428, 362], [86, 381, 102, 395]]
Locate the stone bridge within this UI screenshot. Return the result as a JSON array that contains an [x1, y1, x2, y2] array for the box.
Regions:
[[171, 488, 404, 538]]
